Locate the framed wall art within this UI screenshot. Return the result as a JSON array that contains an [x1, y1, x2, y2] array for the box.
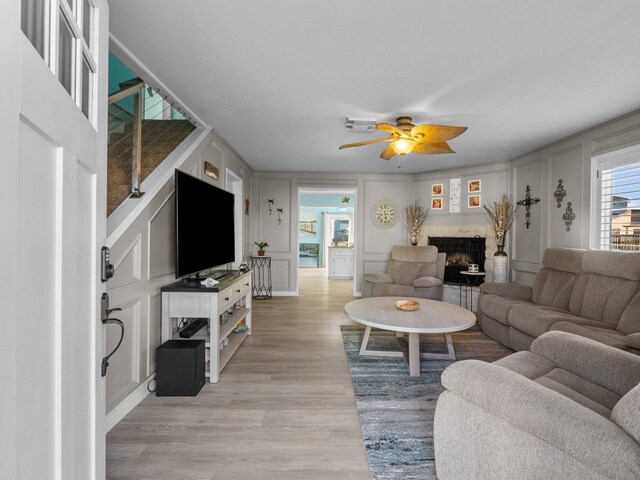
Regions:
[[468, 195, 481, 208], [468, 179, 481, 193]]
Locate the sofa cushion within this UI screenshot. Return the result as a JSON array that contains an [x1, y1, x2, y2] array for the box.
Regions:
[[612, 383, 640, 444], [626, 333, 640, 350], [413, 276, 442, 288], [388, 260, 436, 285], [570, 273, 640, 327], [478, 294, 531, 326], [391, 245, 438, 262], [618, 290, 640, 335], [493, 351, 554, 379], [532, 269, 579, 309], [582, 248, 640, 281], [507, 305, 603, 339], [531, 331, 640, 396], [535, 368, 620, 417], [371, 282, 413, 297], [550, 322, 628, 350], [541, 247, 584, 273]]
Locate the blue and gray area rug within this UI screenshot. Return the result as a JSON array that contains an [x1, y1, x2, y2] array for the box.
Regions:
[[340, 324, 511, 480]]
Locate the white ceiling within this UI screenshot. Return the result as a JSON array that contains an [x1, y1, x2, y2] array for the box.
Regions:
[[108, 0, 640, 174]]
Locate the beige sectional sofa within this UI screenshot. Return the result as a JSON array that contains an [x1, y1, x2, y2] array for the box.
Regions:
[[434, 331, 640, 479], [477, 248, 640, 352]]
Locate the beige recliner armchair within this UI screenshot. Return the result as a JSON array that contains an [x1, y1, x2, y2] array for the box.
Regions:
[[434, 331, 640, 479], [361, 245, 445, 300]]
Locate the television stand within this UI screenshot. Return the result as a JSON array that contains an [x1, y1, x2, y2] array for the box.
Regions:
[[161, 272, 252, 383]]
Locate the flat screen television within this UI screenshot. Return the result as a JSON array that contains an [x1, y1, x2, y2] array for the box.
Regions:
[[175, 169, 235, 279]]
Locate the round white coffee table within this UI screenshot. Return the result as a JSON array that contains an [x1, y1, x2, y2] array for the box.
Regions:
[[344, 297, 476, 376]]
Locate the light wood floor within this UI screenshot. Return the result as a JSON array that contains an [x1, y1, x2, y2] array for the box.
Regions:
[[106, 269, 371, 480]]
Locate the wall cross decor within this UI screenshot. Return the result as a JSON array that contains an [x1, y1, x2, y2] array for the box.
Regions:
[[516, 185, 541, 229]]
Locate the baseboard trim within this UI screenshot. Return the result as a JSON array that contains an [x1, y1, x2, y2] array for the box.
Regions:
[[106, 377, 153, 432], [272, 290, 298, 297]]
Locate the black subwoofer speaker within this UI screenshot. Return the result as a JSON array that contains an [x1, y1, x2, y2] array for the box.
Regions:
[[156, 340, 206, 396]]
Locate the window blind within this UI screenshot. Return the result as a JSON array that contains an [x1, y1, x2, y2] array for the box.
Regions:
[[599, 159, 640, 250]]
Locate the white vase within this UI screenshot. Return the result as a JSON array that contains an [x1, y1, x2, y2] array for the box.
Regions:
[[494, 247, 508, 283]]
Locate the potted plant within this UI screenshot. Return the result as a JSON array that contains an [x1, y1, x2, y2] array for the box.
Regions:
[[254, 241, 269, 256]]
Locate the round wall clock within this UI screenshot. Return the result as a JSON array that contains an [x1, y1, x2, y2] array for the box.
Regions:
[[371, 200, 398, 228]]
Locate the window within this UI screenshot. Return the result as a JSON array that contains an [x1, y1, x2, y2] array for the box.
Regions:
[[594, 146, 640, 251], [21, 0, 97, 123], [21, 0, 48, 60]]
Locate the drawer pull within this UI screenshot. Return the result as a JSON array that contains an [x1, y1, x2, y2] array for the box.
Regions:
[[225, 296, 229, 301]]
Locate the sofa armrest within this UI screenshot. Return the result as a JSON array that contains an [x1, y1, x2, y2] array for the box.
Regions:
[[531, 331, 640, 396], [479, 281, 532, 301], [440, 360, 640, 478], [363, 272, 393, 284]]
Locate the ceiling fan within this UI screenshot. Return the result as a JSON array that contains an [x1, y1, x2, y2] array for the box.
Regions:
[[339, 116, 467, 160]]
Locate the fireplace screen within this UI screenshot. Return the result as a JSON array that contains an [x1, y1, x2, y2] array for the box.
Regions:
[[428, 236, 486, 284]]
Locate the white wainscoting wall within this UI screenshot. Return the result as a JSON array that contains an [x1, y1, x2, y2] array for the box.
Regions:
[[509, 109, 640, 284], [105, 130, 253, 430]]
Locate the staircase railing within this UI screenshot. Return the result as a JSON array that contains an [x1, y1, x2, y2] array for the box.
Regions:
[[107, 78, 196, 215]]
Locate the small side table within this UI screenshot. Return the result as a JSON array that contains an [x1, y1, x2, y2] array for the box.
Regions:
[[459, 271, 486, 312], [251, 256, 272, 299]]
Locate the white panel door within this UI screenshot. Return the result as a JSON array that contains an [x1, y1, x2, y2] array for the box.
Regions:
[[1, 2, 109, 479]]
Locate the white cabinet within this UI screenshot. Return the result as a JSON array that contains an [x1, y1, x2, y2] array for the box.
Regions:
[[161, 271, 252, 383], [328, 247, 354, 279]]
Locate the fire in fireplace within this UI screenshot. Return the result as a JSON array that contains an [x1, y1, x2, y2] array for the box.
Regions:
[[428, 236, 486, 284]]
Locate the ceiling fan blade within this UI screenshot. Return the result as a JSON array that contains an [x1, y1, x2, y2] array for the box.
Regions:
[[338, 137, 394, 150], [413, 142, 455, 155], [376, 123, 409, 137], [380, 145, 397, 160], [411, 125, 467, 143]]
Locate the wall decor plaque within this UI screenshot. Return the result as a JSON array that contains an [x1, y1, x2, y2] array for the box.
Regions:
[[563, 202, 576, 231], [554, 179, 566, 208], [204, 161, 219, 180]]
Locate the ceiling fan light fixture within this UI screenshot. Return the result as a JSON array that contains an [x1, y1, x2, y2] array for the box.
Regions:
[[391, 138, 416, 155]]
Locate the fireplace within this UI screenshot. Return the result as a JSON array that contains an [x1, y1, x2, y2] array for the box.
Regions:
[[428, 236, 486, 284]]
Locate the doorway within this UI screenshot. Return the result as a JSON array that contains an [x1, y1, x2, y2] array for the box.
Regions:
[[298, 188, 356, 293], [226, 169, 243, 270]]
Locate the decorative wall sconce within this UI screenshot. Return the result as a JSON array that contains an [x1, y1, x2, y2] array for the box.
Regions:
[[563, 202, 575, 231], [267, 199, 274, 215], [554, 179, 566, 208], [276, 208, 284, 225], [516, 185, 540, 229]]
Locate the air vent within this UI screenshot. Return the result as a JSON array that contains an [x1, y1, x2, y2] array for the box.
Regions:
[[344, 116, 378, 132]]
